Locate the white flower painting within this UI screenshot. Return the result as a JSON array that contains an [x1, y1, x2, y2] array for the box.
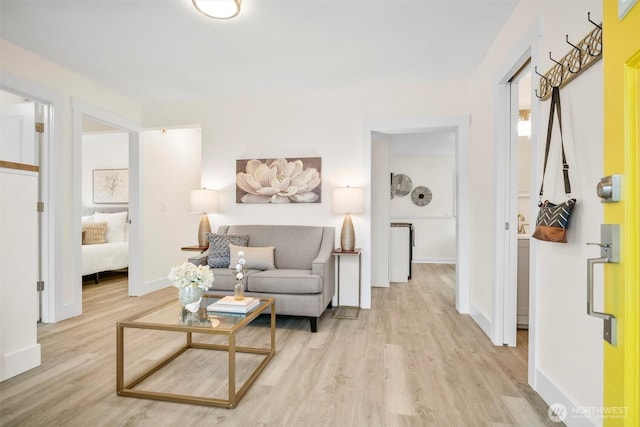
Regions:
[[236, 157, 321, 203]]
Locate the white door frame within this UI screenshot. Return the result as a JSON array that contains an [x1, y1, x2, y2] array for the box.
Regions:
[[492, 20, 541, 387], [71, 99, 143, 310], [1, 71, 64, 323], [364, 114, 471, 313]]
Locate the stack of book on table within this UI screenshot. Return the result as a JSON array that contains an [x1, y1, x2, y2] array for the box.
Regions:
[[207, 296, 260, 314]]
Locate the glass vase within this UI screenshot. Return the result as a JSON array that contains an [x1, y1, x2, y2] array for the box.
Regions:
[[234, 282, 245, 300], [179, 286, 204, 313]]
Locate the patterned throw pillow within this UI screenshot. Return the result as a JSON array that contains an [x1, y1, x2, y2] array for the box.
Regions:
[[207, 233, 249, 268], [82, 221, 108, 245]]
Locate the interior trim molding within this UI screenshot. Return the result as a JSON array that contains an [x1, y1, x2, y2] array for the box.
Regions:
[[0, 343, 41, 382], [469, 302, 494, 343], [535, 368, 594, 427]]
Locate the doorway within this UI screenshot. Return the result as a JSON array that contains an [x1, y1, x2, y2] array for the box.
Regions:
[[80, 117, 130, 288], [502, 61, 533, 348], [71, 99, 142, 317], [388, 129, 457, 272], [514, 70, 532, 333], [366, 115, 470, 314]]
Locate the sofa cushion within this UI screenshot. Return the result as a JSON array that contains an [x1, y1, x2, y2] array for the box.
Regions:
[[248, 269, 322, 294], [229, 244, 275, 270], [208, 233, 249, 268]]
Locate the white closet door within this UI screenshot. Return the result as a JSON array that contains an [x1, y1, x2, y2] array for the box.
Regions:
[[0, 168, 41, 381]]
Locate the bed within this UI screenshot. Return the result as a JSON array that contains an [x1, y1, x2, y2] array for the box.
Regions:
[[82, 208, 129, 283]]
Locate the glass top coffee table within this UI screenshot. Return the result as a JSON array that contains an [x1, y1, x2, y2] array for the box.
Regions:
[[116, 294, 275, 408]]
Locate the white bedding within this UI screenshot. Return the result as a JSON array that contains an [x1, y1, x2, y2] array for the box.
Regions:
[[82, 242, 129, 276]]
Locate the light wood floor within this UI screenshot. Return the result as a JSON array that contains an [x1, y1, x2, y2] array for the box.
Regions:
[[0, 264, 555, 426]]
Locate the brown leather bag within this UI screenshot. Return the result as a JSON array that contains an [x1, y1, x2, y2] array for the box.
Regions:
[[532, 86, 577, 243]]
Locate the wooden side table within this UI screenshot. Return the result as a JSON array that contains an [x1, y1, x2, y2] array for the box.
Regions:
[[181, 245, 208, 253], [332, 248, 361, 319]]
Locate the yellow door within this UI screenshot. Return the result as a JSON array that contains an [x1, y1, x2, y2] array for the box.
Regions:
[[603, 0, 640, 425]]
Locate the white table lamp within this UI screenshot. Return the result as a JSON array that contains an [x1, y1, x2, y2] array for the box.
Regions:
[[333, 186, 364, 251], [190, 189, 219, 247]]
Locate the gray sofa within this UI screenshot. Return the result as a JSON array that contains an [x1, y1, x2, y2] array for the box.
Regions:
[[189, 224, 335, 332]]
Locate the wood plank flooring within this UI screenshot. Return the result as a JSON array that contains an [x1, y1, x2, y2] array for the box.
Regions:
[[0, 264, 555, 426]]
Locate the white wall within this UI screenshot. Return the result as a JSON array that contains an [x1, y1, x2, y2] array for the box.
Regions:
[[143, 82, 472, 309], [390, 155, 456, 263], [81, 132, 128, 207], [469, 1, 604, 425], [142, 128, 202, 289]]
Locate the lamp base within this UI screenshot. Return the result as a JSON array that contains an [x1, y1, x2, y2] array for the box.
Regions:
[[340, 214, 355, 251], [198, 214, 211, 247]]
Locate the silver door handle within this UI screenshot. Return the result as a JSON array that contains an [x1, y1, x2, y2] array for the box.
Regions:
[[586, 256, 617, 345]]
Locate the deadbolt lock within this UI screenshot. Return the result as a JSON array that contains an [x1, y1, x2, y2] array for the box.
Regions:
[[597, 175, 621, 202]]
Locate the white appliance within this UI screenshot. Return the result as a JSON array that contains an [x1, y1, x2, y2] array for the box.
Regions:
[[389, 223, 413, 282]]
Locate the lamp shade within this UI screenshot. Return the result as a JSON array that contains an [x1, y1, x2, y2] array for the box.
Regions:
[[193, 0, 241, 19], [190, 189, 219, 213], [332, 187, 364, 214]]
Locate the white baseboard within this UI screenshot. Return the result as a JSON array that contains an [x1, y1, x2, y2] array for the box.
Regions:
[[1, 343, 41, 382], [133, 277, 171, 297], [412, 258, 456, 264], [535, 368, 597, 427], [468, 302, 494, 343]]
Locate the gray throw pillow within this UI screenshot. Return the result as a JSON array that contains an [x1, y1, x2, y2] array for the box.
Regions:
[[207, 233, 249, 268]]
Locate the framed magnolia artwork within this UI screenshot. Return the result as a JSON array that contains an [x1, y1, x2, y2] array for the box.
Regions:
[[236, 157, 322, 204], [93, 169, 129, 204]]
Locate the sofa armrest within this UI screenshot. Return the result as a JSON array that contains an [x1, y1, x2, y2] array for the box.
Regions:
[[312, 227, 336, 307], [188, 251, 209, 266]]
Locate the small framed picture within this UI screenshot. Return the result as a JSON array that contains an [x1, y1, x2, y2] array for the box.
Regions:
[[93, 169, 129, 204]]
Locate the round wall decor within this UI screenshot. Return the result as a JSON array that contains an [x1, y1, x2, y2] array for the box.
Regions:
[[411, 186, 432, 206], [391, 174, 413, 197]]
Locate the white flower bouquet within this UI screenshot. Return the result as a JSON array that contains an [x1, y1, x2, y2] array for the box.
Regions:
[[168, 262, 214, 291]]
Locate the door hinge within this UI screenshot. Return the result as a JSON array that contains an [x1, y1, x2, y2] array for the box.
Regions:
[[35, 122, 45, 133], [505, 222, 510, 230], [37, 281, 44, 291], [37, 202, 44, 212]]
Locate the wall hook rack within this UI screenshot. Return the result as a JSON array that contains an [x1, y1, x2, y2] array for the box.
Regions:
[[565, 35, 582, 73], [537, 12, 602, 100]]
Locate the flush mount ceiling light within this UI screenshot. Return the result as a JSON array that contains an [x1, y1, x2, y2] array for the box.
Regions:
[[193, 0, 241, 19]]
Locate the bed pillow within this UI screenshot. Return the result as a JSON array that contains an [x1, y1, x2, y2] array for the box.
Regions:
[[229, 244, 276, 270], [82, 221, 108, 245], [207, 233, 249, 268], [81, 215, 94, 224], [93, 211, 127, 243]]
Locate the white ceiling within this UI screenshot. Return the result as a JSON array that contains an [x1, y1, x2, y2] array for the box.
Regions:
[[0, 0, 519, 104]]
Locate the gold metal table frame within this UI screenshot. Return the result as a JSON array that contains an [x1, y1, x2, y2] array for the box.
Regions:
[[116, 295, 276, 408]]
